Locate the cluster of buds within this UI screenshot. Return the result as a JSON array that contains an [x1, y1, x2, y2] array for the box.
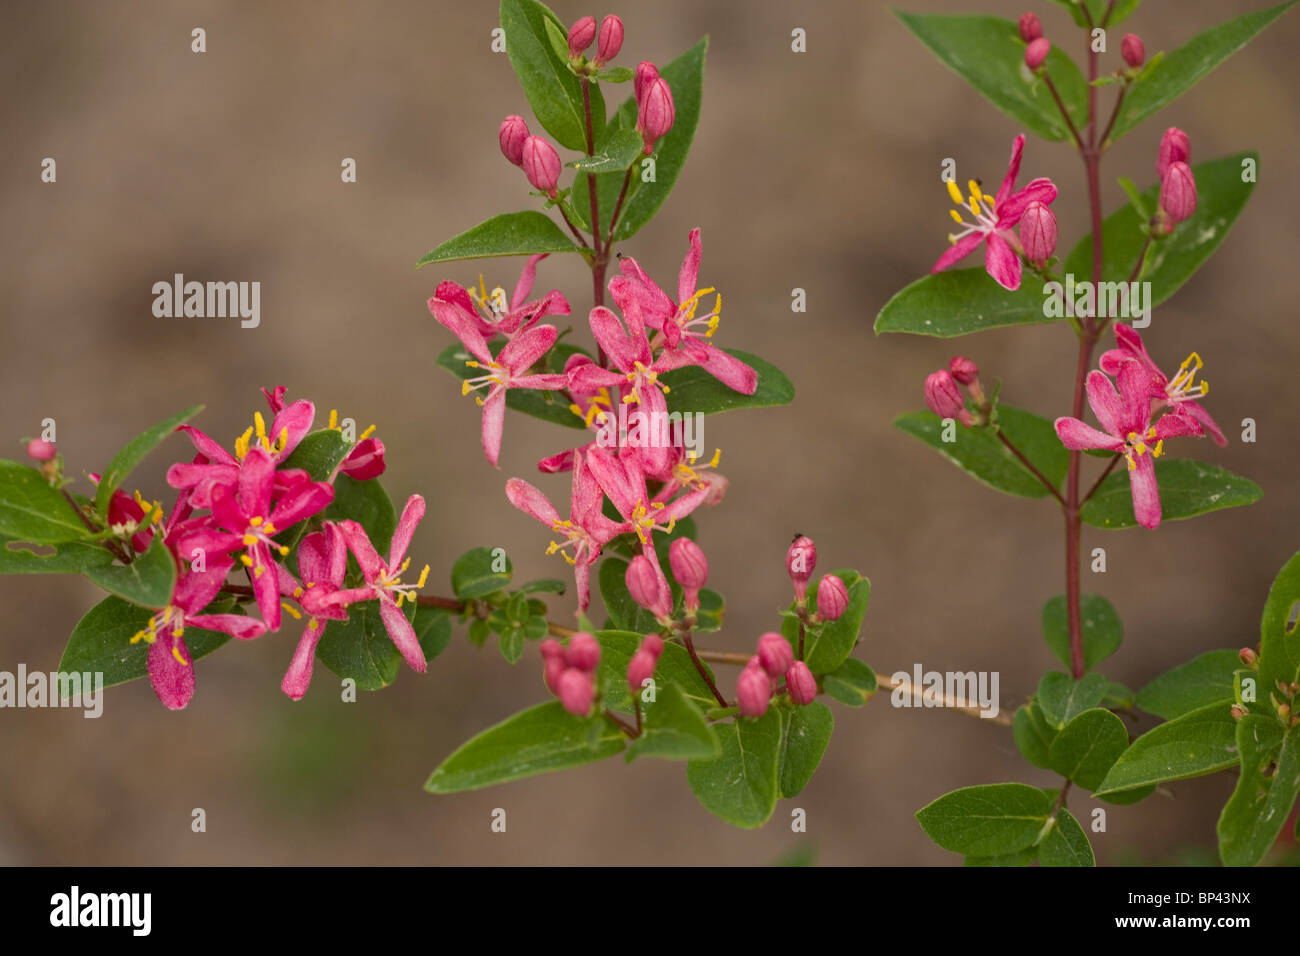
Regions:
[[541, 632, 600, 715], [499, 114, 563, 199], [566, 14, 624, 70], [923, 356, 988, 428], [634, 61, 675, 154], [1155, 127, 1197, 233], [784, 533, 848, 621], [737, 633, 816, 717], [1019, 13, 1050, 72]]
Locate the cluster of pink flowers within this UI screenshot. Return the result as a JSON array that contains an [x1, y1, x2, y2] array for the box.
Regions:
[[84, 387, 432, 709]]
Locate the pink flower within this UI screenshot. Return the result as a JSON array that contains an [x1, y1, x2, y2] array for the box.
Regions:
[[1099, 324, 1225, 446], [594, 15, 623, 66], [633, 61, 658, 102], [669, 536, 708, 610], [636, 76, 675, 153], [948, 356, 979, 386], [627, 634, 662, 692], [757, 633, 794, 680], [786, 661, 817, 705], [540, 638, 568, 695], [1018, 12, 1042, 43], [133, 556, 269, 710], [786, 535, 816, 601], [506, 452, 629, 611], [280, 522, 351, 700], [567, 631, 601, 671], [428, 255, 571, 340], [1121, 33, 1145, 68], [557, 667, 595, 715], [445, 321, 569, 467], [1054, 362, 1202, 529], [626, 553, 672, 620], [933, 134, 1058, 291]]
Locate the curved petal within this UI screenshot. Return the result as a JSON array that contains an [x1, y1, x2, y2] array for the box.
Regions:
[[1054, 416, 1124, 452], [573, 555, 592, 612], [697, 343, 758, 395], [1128, 453, 1162, 529], [173, 557, 233, 615], [1182, 400, 1227, 447], [269, 400, 315, 460], [506, 478, 562, 526], [281, 621, 325, 700], [995, 134, 1026, 207], [389, 495, 425, 568], [338, 519, 384, 580], [499, 323, 557, 373], [585, 447, 640, 518], [677, 228, 703, 305], [148, 631, 195, 710], [984, 233, 1022, 291], [237, 447, 276, 519], [380, 599, 427, 673], [340, 437, 386, 480], [1115, 360, 1156, 435], [297, 531, 332, 586], [1085, 369, 1126, 438], [188, 613, 269, 641], [480, 388, 506, 468], [250, 541, 282, 631], [269, 480, 334, 529], [1153, 407, 1203, 441], [567, 363, 625, 395], [931, 231, 986, 274], [589, 306, 650, 371], [175, 424, 237, 466], [510, 254, 547, 310]]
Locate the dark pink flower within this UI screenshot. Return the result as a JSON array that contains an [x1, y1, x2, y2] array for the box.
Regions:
[[636, 76, 675, 153], [1156, 128, 1190, 179], [567, 631, 601, 672], [1160, 161, 1197, 226], [626, 634, 662, 692], [786, 535, 816, 601], [26, 438, 56, 461], [1025, 37, 1050, 71], [669, 537, 708, 610], [626, 553, 672, 621], [924, 370, 975, 426], [1054, 362, 1202, 529], [933, 134, 1058, 291], [1099, 324, 1225, 446], [633, 61, 658, 104], [557, 667, 595, 715], [1019, 200, 1058, 265], [1018, 12, 1042, 43], [428, 255, 571, 341], [948, 356, 979, 386]]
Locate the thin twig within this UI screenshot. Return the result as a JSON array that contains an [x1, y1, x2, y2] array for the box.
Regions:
[[998, 431, 1066, 506], [1042, 73, 1086, 152]]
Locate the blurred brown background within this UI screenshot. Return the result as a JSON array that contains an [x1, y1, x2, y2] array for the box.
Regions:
[[1, 0, 1297, 866]]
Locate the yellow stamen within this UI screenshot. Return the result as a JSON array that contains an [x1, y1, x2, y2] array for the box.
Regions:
[[309, 620, 319, 630], [234, 427, 253, 460], [281, 602, 302, 620], [240, 554, 254, 567], [359, 425, 376, 440], [416, 564, 430, 589], [946, 179, 964, 204], [328, 409, 339, 430], [242, 534, 258, 546], [172, 645, 190, 666], [949, 209, 964, 224]]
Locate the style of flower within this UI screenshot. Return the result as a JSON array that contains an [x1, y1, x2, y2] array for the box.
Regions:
[[1099, 324, 1225, 446], [1054, 361, 1202, 529], [427, 254, 570, 340], [505, 452, 630, 612], [932, 134, 1059, 291]]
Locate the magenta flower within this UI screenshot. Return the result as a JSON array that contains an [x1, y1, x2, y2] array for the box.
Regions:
[[281, 522, 351, 700], [428, 255, 570, 340], [443, 320, 569, 467], [505, 452, 629, 611], [1099, 324, 1225, 446], [1054, 362, 1202, 529], [328, 495, 431, 674], [932, 134, 1058, 291], [133, 555, 269, 710]]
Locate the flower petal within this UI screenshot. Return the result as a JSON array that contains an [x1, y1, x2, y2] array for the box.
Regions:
[[1128, 452, 1162, 529], [175, 424, 237, 466], [984, 233, 1022, 290], [389, 494, 425, 568], [931, 231, 986, 274], [499, 323, 557, 374], [997, 177, 1057, 225], [281, 621, 325, 700], [148, 631, 195, 710], [381, 599, 427, 673], [188, 613, 269, 641], [338, 519, 384, 580], [481, 388, 506, 468], [506, 478, 562, 526], [1085, 369, 1126, 438], [589, 306, 650, 372], [269, 400, 315, 461], [995, 134, 1026, 207], [237, 447, 276, 518], [677, 228, 703, 306], [1054, 416, 1124, 452]]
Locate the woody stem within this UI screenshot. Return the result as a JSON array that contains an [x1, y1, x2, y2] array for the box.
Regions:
[[682, 631, 729, 707]]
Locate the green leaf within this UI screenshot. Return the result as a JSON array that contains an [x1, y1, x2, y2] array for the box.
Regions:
[[915, 783, 1052, 856], [1136, 649, 1241, 720], [0, 460, 94, 545], [568, 129, 644, 173], [964, 847, 1037, 867], [822, 658, 877, 707], [1048, 0, 1140, 29], [1039, 809, 1095, 867], [593, 629, 718, 714], [498, 627, 525, 664], [779, 701, 834, 798], [1111, 3, 1297, 140], [1063, 153, 1259, 307], [660, 349, 795, 416], [627, 682, 720, 761], [451, 546, 513, 599], [435, 340, 590, 430], [1080, 459, 1261, 530], [517, 578, 566, 595], [94, 405, 203, 514], [412, 605, 453, 664], [780, 572, 870, 674], [687, 709, 784, 828], [894, 406, 1067, 500], [596, 66, 633, 83], [57, 595, 230, 689], [1048, 708, 1129, 791], [1095, 700, 1239, 794], [895, 13, 1086, 141], [570, 38, 707, 242], [0, 535, 112, 575], [1259, 551, 1300, 703], [499, 0, 604, 151], [418, 211, 580, 268], [83, 536, 177, 609], [322, 475, 396, 556], [1013, 703, 1058, 770], [1218, 715, 1299, 867], [1041, 594, 1122, 672], [279, 429, 351, 482], [316, 600, 405, 690], [425, 700, 624, 793], [1037, 671, 1109, 729], [874, 269, 1054, 338]]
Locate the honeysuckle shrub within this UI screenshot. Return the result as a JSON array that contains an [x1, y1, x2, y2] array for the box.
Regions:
[[1, 0, 1295, 860]]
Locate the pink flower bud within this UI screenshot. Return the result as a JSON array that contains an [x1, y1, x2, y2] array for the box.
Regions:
[[1025, 37, 1050, 71], [567, 16, 597, 57], [498, 115, 529, 166], [340, 437, 385, 480], [1239, 647, 1258, 668], [737, 663, 772, 718], [816, 574, 849, 622], [786, 661, 817, 706], [1019, 200, 1058, 265], [626, 554, 671, 620], [627, 650, 657, 693], [1018, 12, 1043, 43], [639, 634, 664, 659], [633, 61, 659, 103], [1156, 127, 1191, 179], [26, 438, 56, 462], [521, 135, 561, 196], [637, 77, 675, 151], [669, 537, 708, 609], [1121, 33, 1145, 68], [567, 631, 600, 672], [757, 632, 794, 681], [948, 356, 979, 386], [1159, 161, 1197, 225], [557, 667, 595, 715], [786, 536, 816, 602], [924, 370, 966, 421], [540, 638, 567, 695], [594, 15, 624, 66]]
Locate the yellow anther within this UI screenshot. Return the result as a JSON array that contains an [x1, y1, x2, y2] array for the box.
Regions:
[[240, 554, 254, 567], [293, 587, 305, 599], [1134, 441, 1146, 456], [709, 448, 722, 467], [465, 360, 480, 369], [1153, 440, 1165, 458], [278, 545, 290, 556], [461, 381, 473, 397], [359, 425, 376, 440], [309, 620, 319, 630], [234, 427, 253, 460], [172, 645, 190, 666], [328, 409, 339, 430], [281, 602, 302, 620], [474, 396, 485, 407], [274, 426, 288, 453], [172, 628, 183, 638], [946, 179, 964, 204], [416, 564, 430, 589], [263, 522, 276, 534], [949, 209, 964, 224], [968, 191, 981, 210], [967, 179, 980, 198], [242, 534, 258, 546], [490, 286, 507, 311], [254, 565, 265, 578], [1180, 352, 1203, 372], [1199, 379, 1210, 396], [1148, 427, 1158, 439]]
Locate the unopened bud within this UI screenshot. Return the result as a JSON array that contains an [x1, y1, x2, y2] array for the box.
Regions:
[[1159, 161, 1197, 225], [1230, 704, 1246, 721], [1018, 12, 1043, 43], [627, 650, 657, 693], [1020, 200, 1058, 266], [1025, 37, 1050, 72], [636, 77, 675, 152], [1239, 647, 1258, 668], [816, 574, 849, 622], [669, 537, 708, 610], [1156, 127, 1190, 179], [638, 634, 664, 659], [948, 356, 979, 386], [786, 535, 817, 601], [786, 661, 817, 706], [521, 135, 561, 196], [594, 15, 624, 66], [567, 631, 600, 672], [1279, 702, 1292, 720], [757, 632, 794, 680], [737, 662, 772, 718], [924, 370, 967, 422], [26, 439, 56, 462], [498, 115, 529, 166], [626, 554, 672, 620], [567, 15, 597, 57], [1121, 33, 1145, 69], [557, 667, 595, 715], [633, 61, 659, 103], [540, 638, 567, 695]]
